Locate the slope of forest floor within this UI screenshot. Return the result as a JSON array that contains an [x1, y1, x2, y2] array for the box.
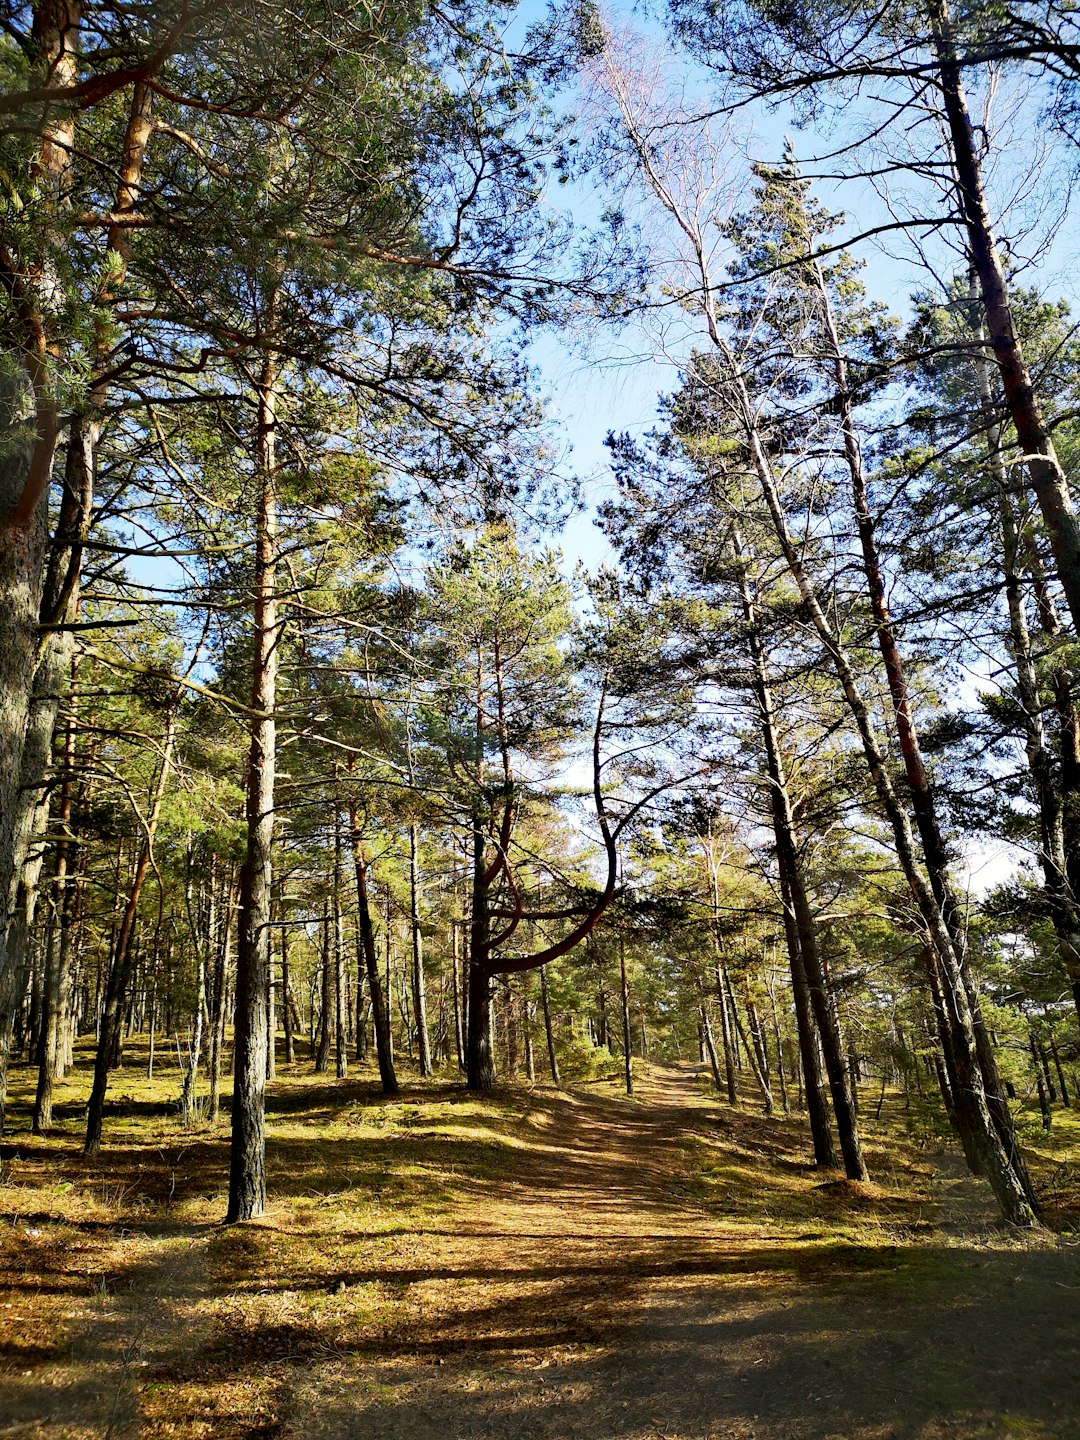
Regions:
[[2, 1049, 1080, 1440]]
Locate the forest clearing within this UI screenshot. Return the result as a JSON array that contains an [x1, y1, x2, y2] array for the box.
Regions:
[[3, 1054, 1079, 1440], [6, 0, 1080, 1433]]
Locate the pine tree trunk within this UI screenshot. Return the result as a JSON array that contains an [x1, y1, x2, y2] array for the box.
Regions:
[[733, 529, 850, 1170], [0, 3, 78, 1108], [466, 815, 495, 1090], [723, 966, 775, 1116], [540, 964, 560, 1085], [227, 354, 278, 1223], [523, 996, 536, 1082], [281, 925, 295, 1065], [1051, 1037, 1071, 1107], [619, 931, 633, 1095], [815, 260, 1036, 1199], [736, 373, 1034, 1221], [700, 1003, 724, 1092], [33, 669, 78, 1132], [315, 912, 332, 1075], [333, 831, 347, 1081], [408, 823, 432, 1077], [181, 947, 206, 1125], [451, 918, 465, 1071], [208, 868, 235, 1123], [1031, 1030, 1053, 1131], [348, 815, 397, 1093], [85, 707, 177, 1153], [764, 965, 790, 1114], [930, 0, 1080, 635]]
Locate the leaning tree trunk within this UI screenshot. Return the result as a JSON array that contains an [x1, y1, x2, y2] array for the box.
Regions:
[[3, 70, 152, 1122], [930, 0, 1080, 636], [818, 261, 1029, 1188], [740, 380, 1037, 1223], [734, 530, 853, 1172], [971, 300, 1080, 1026], [721, 965, 775, 1117]]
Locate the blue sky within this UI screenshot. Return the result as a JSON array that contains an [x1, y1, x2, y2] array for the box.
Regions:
[[512, 2, 1080, 578]]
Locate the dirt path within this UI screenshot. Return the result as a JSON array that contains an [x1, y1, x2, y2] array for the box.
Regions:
[[271, 1065, 1080, 1440], [4, 1062, 1080, 1440]]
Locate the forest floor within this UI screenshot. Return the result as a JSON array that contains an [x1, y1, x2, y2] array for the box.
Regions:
[[2, 1049, 1080, 1440]]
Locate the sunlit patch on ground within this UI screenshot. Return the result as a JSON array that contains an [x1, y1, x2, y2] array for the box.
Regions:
[[2, 1048, 1079, 1439]]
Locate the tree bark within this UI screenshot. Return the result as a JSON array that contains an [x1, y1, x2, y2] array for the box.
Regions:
[[540, 964, 560, 1085], [281, 924, 295, 1065], [208, 867, 235, 1123], [733, 529, 853, 1171], [348, 813, 397, 1094], [467, 813, 495, 1090], [736, 370, 1035, 1220], [32, 658, 78, 1132], [333, 822, 347, 1080], [227, 353, 279, 1223], [619, 931, 633, 1095], [408, 822, 432, 1076], [930, 0, 1080, 636], [85, 705, 177, 1153]]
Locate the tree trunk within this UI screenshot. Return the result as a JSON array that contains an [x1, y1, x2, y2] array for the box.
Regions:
[[332, 812, 347, 1080], [619, 931, 633, 1095], [733, 529, 853, 1171], [281, 925, 295, 1065], [540, 964, 560, 1085], [700, 1003, 724, 1093], [722, 965, 774, 1116], [180, 944, 206, 1125], [208, 867, 235, 1123], [451, 918, 465, 1071], [227, 354, 278, 1223], [523, 994, 536, 1082], [466, 814, 495, 1090], [930, 0, 1080, 636], [737, 373, 1034, 1221], [0, 3, 78, 1109], [1030, 1030, 1053, 1131], [33, 667, 78, 1132], [85, 706, 177, 1153], [315, 913, 333, 1074], [714, 943, 738, 1105], [764, 964, 790, 1114], [408, 822, 432, 1077], [347, 817, 397, 1093]]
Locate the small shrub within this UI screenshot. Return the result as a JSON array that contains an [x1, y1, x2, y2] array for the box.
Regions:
[[555, 1033, 616, 1081]]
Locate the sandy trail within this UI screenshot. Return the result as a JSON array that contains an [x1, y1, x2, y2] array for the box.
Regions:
[[274, 1065, 1080, 1440], [4, 1063, 1079, 1440]]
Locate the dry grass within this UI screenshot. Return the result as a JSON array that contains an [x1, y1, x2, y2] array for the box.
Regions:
[[2, 1043, 1079, 1440]]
